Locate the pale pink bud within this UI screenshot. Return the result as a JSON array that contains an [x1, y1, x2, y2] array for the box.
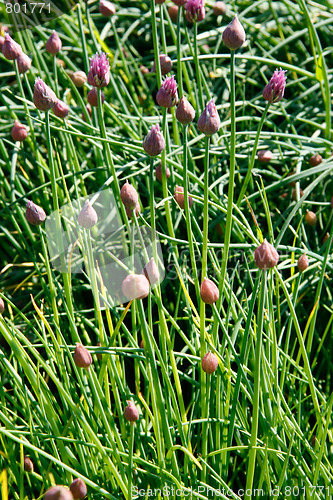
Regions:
[[70, 71, 87, 87], [197, 99, 220, 136], [99, 0, 116, 16], [213, 1, 226, 16], [175, 185, 193, 209], [87, 53, 110, 88], [53, 100, 69, 118], [184, 0, 205, 23], [254, 239, 279, 270], [151, 54, 173, 76], [143, 258, 160, 285], [202, 352, 218, 374], [125, 203, 141, 219], [70, 478, 87, 500], [143, 124, 166, 157], [309, 153, 322, 167], [33, 77, 58, 111], [297, 254, 309, 273], [122, 274, 150, 300], [168, 4, 179, 21], [257, 150, 273, 163], [25, 200, 46, 226], [140, 65, 149, 74], [77, 200, 98, 229], [23, 456, 34, 473], [0, 298, 5, 314], [74, 343, 92, 369], [17, 52, 31, 73], [87, 88, 105, 107], [124, 401, 139, 422], [2, 34, 22, 60], [156, 76, 178, 108], [200, 277, 219, 304], [45, 31, 62, 55], [44, 486, 73, 500], [305, 210, 317, 227], [155, 162, 171, 182], [176, 96, 195, 125], [11, 120, 28, 142], [120, 181, 139, 210], [263, 68, 287, 104], [222, 15, 246, 50]]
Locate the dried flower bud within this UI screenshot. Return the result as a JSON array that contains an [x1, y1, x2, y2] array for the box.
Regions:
[[57, 58, 66, 68], [292, 188, 304, 200], [184, 0, 205, 23], [143, 124, 166, 157], [17, 52, 31, 73], [44, 486, 73, 500], [202, 352, 218, 374], [155, 162, 171, 182], [322, 232, 329, 244], [152, 54, 173, 75], [45, 31, 62, 55], [176, 96, 195, 125], [77, 200, 98, 229], [2, 34, 22, 60], [121, 181, 139, 210], [175, 185, 193, 209], [125, 203, 141, 219], [70, 478, 87, 500], [74, 343, 92, 369], [122, 274, 150, 300], [305, 210, 317, 227], [70, 71, 87, 87], [197, 99, 220, 136], [87, 52, 110, 88], [124, 401, 139, 422], [167, 4, 179, 22], [222, 15, 245, 50], [11, 120, 28, 142], [213, 1, 226, 16], [0, 298, 5, 314], [297, 254, 309, 273], [257, 150, 273, 163], [200, 277, 219, 304], [254, 239, 279, 270], [99, 0, 116, 16], [309, 153, 322, 167], [87, 88, 105, 107], [33, 77, 58, 111], [156, 76, 178, 108], [23, 456, 34, 473], [143, 258, 160, 285], [263, 68, 287, 104], [53, 100, 69, 118], [25, 200, 46, 226]]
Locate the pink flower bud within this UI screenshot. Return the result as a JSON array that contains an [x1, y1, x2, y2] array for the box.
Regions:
[[263, 68, 287, 104], [197, 99, 220, 136], [202, 352, 218, 374], [44, 486, 73, 500], [213, 1, 226, 16], [167, 4, 179, 22], [87, 88, 105, 107], [309, 153, 322, 167], [297, 254, 309, 273], [152, 54, 173, 75], [124, 401, 139, 422], [74, 343, 92, 369], [200, 277, 219, 304], [322, 232, 329, 244], [184, 0, 205, 23], [45, 31, 62, 55], [0, 298, 5, 314], [143, 124, 166, 157], [17, 52, 31, 73], [70, 71, 87, 87], [140, 65, 149, 74], [176, 96, 195, 125], [257, 150, 273, 163], [0, 36, 4, 53], [155, 0, 166, 4], [121, 181, 139, 210], [125, 203, 141, 219], [305, 210, 317, 227], [2, 34, 22, 60], [99, 0, 116, 16], [82, 104, 92, 122], [33, 77, 58, 111], [222, 15, 246, 50], [53, 100, 69, 118], [23, 456, 34, 473], [155, 162, 171, 182], [172, 0, 187, 5], [156, 76, 178, 108], [70, 478, 87, 500], [122, 274, 150, 300], [77, 200, 98, 229], [25, 200, 46, 226], [143, 258, 160, 285], [175, 185, 193, 209], [11, 120, 28, 142], [254, 239, 279, 270], [87, 53, 110, 88]]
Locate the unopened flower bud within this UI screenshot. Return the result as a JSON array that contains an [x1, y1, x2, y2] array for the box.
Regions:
[[257, 150, 273, 163], [184, 0, 205, 23], [70, 71, 87, 87], [0, 36, 4, 53], [140, 65, 149, 74], [0, 298, 5, 314], [77, 200, 98, 229], [292, 188, 304, 201], [222, 15, 245, 50], [213, 1, 226, 16], [87, 52, 110, 88], [155, 162, 171, 182], [57, 58, 66, 68], [322, 232, 329, 244], [263, 68, 287, 104], [143, 124, 166, 157], [143, 258, 160, 285], [122, 274, 150, 300], [53, 100, 69, 118], [99, 0, 116, 16], [297, 254, 309, 272], [152, 54, 173, 75], [172, 0, 187, 5], [200, 277, 219, 304], [25, 200, 46, 226], [121, 181, 139, 210], [23, 456, 34, 473], [176, 96, 195, 125], [202, 352, 218, 374], [33, 77, 57, 111], [44, 486, 73, 500], [82, 104, 92, 122], [156, 76, 178, 108], [125, 203, 141, 219], [45, 31, 62, 55], [11, 120, 28, 142], [17, 52, 31, 73], [305, 210, 317, 227], [155, 0, 166, 4], [197, 99, 220, 136], [167, 4, 179, 22], [309, 153, 322, 167], [2, 34, 22, 60], [74, 343, 92, 369], [87, 88, 105, 107], [70, 478, 87, 500], [124, 401, 139, 422], [175, 185, 193, 209], [254, 239, 279, 270]]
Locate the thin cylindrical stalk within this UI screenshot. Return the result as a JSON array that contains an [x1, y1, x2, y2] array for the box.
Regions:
[[127, 422, 135, 500], [194, 22, 204, 111], [176, 6, 183, 97]]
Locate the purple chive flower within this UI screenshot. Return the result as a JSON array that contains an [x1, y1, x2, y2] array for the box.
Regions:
[[11, 120, 28, 142], [45, 30, 62, 55], [156, 76, 178, 108], [184, 0, 205, 23], [2, 34, 22, 60], [222, 15, 246, 50], [33, 77, 58, 111], [197, 99, 220, 136], [87, 52, 110, 88], [25, 200, 46, 226], [143, 124, 166, 157], [263, 68, 287, 104]]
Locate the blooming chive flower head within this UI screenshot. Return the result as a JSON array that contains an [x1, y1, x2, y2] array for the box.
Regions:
[[45, 30, 62, 55], [25, 200, 46, 226], [124, 401, 139, 422], [254, 239, 279, 270], [11, 120, 28, 142], [263, 68, 287, 104], [176, 96, 195, 125], [87, 52, 110, 88], [70, 478, 87, 500], [99, 0, 116, 16], [17, 52, 31, 74], [143, 124, 166, 157], [222, 15, 246, 50], [33, 77, 58, 111], [77, 200, 98, 229], [184, 0, 205, 23], [156, 76, 178, 108], [2, 34, 22, 60], [197, 99, 220, 136]]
